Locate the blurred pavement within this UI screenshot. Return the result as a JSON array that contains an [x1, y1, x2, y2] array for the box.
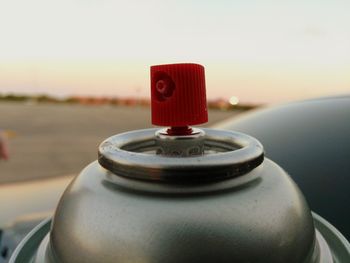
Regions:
[[0, 103, 238, 184]]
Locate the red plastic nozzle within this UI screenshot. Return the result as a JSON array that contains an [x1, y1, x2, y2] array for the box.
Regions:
[[150, 63, 208, 127]]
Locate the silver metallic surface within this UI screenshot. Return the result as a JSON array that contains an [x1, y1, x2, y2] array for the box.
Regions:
[[44, 158, 316, 263], [0, 214, 49, 263], [9, 218, 50, 263], [155, 128, 205, 156], [9, 125, 350, 262], [313, 213, 350, 263], [10, 213, 350, 263], [98, 128, 264, 182], [314, 230, 334, 263]]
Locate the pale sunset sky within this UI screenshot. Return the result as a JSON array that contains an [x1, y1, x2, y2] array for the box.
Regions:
[[0, 0, 349, 104]]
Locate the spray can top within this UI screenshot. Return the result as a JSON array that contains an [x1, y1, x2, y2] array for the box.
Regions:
[[13, 62, 343, 263], [97, 63, 264, 180]]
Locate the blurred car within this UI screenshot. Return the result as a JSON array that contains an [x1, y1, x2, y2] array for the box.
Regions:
[[215, 95, 350, 239]]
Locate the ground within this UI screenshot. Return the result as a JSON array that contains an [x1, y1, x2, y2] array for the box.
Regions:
[[0, 102, 237, 184]]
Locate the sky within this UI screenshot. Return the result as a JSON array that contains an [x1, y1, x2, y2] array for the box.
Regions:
[[0, 0, 349, 104]]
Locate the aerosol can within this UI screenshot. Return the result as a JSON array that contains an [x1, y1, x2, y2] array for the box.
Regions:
[[10, 64, 350, 262]]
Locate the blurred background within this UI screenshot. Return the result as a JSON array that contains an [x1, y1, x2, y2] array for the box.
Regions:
[[1, 0, 349, 183]]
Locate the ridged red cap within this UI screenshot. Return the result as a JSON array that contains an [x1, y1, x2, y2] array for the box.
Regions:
[[150, 63, 208, 127]]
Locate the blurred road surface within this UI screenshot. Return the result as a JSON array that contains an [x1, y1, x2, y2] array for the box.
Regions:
[[0, 103, 238, 184]]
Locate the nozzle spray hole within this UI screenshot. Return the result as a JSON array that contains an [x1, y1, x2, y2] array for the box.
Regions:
[[156, 80, 168, 94], [153, 72, 175, 102]]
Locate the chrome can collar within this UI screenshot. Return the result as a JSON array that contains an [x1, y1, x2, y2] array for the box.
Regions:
[[98, 128, 264, 182]]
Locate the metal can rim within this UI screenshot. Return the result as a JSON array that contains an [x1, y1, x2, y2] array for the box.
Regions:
[[98, 128, 264, 182]]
